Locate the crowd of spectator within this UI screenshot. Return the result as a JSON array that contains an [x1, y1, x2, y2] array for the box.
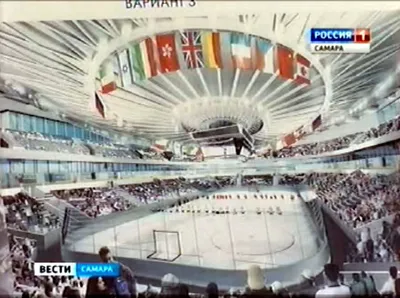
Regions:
[[4, 113, 400, 163], [120, 178, 201, 205], [348, 214, 400, 264], [272, 115, 400, 158], [10, 234, 87, 298], [13, 241, 400, 298], [354, 116, 400, 145], [278, 171, 400, 231], [8, 233, 400, 298], [306, 171, 400, 229], [3, 192, 60, 233], [87, 142, 141, 159], [51, 178, 206, 217], [7, 227, 400, 298], [4, 129, 169, 161], [52, 188, 132, 218], [6, 130, 90, 155], [277, 171, 400, 263], [276, 133, 362, 158]]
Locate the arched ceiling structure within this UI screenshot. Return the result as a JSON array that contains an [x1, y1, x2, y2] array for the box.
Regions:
[[0, 4, 400, 147]]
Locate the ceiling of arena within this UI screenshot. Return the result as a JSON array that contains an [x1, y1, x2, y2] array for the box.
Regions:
[[0, 10, 400, 146]]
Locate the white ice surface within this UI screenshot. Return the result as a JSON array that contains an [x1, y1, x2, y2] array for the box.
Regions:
[[74, 191, 321, 270]]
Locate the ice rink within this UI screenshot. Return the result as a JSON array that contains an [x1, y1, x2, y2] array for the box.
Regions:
[[74, 190, 323, 270]]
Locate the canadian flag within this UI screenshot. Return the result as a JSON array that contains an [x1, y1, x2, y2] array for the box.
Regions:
[[295, 54, 311, 85]]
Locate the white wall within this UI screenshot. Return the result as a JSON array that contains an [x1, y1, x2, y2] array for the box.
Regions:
[[0, 188, 23, 196], [296, 113, 379, 145]]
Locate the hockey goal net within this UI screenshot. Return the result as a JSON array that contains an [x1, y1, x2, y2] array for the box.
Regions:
[[147, 230, 182, 262]]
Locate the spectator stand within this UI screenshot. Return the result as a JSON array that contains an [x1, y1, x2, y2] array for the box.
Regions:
[[3, 191, 61, 253], [272, 116, 400, 159]]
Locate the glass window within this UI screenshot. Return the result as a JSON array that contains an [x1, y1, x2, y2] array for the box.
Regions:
[[13, 113, 23, 131], [0, 160, 10, 174], [44, 119, 55, 135], [22, 114, 31, 132], [89, 132, 96, 142], [59, 162, 68, 172], [9, 112, 18, 130], [47, 120, 56, 136], [10, 160, 24, 173], [36, 117, 45, 134], [37, 161, 48, 173], [84, 130, 90, 140], [71, 162, 78, 172], [49, 161, 59, 173], [75, 126, 83, 139], [66, 124, 74, 138], [24, 160, 35, 173], [57, 122, 66, 137]]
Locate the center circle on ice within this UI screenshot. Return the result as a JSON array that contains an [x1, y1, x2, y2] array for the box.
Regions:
[[210, 220, 295, 256]]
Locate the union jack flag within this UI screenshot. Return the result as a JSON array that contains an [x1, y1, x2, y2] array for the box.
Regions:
[[180, 31, 204, 69]]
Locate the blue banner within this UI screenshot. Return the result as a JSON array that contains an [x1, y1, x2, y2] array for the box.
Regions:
[[76, 263, 120, 278], [310, 28, 354, 43]]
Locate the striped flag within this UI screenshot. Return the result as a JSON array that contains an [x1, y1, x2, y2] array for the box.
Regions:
[[130, 38, 158, 81], [231, 33, 252, 70], [202, 31, 223, 69], [99, 61, 117, 94], [252, 37, 275, 73], [118, 49, 133, 87]]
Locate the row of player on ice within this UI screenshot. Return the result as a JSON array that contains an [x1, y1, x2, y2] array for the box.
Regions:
[[208, 194, 297, 200], [154, 205, 284, 215]]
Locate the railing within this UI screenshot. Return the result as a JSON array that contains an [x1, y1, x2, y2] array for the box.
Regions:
[[64, 186, 326, 271]]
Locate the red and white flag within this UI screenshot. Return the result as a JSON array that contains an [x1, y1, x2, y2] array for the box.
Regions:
[[295, 54, 311, 85], [156, 34, 180, 73]]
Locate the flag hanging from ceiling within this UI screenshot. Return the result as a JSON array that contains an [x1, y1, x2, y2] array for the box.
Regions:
[[130, 38, 158, 81], [150, 144, 165, 153], [181, 31, 204, 69], [202, 31, 223, 69], [294, 54, 311, 85], [276, 44, 295, 80], [312, 115, 322, 131], [252, 37, 275, 73], [94, 91, 106, 119], [156, 34, 180, 73], [99, 61, 117, 94], [118, 49, 133, 87], [231, 32, 252, 70], [282, 133, 296, 147], [219, 31, 233, 69]]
